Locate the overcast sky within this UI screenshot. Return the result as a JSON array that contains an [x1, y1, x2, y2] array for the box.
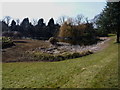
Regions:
[[1, 2, 106, 23]]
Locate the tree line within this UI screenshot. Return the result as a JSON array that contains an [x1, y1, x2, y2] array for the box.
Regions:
[[1, 17, 60, 40], [1, 2, 120, 44]]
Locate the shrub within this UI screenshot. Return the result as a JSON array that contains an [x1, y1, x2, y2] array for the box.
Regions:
[[95, 28, 108, 37], [58, 22, 98, 45], [49, 37, 58, 45], [27, 50, 93, 62], [2, 37, 15, 49], [55, 55, 64, 61], [71, 52, 81, 58]]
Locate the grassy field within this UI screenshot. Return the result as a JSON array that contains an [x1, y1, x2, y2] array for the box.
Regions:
[[2, 36, 119, 88]]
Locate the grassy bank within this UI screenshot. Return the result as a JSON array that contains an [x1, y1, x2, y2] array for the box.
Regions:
[[2, 36, 119, 88]]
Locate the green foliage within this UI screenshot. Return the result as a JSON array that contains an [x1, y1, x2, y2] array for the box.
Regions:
[[95, 2, 120, 42], [95, 13, 110, 36], [2, 37, 14, 49], [95, 28, 108, 37]]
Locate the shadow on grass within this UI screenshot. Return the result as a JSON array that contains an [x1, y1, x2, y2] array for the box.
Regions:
[[13, 41, 28, 43], [114, 42, 120, 44]]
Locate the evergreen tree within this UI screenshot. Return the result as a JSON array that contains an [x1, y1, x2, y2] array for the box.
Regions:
[[1, 21, 10, 32], [20, 18, 31, 37], [37, 18, 45, 26], [107, 2, 120, 43], [11, 20, 16, 27], [48, 18, 54, 27], [10, 20, 16, 31], [96, 2, 120, 43]]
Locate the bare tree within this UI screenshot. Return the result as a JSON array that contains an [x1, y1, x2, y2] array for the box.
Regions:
[[85, 17, 89, 23], [3, 16, 11, 25], [16, 19, 20, 25], [57, 16, 68, 25], [75, 14, 84, 25], [32, 19, 37, 26], [67, 17, 75, 25]]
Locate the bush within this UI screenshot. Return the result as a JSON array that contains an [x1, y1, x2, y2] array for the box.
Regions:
[[96, 29, 108, 37], [58, 22, 98, 45], [72, 52, 81, 58], [27, 50, 93, 62], [2, 37, 15, 49], [49, 37, 58, 45]]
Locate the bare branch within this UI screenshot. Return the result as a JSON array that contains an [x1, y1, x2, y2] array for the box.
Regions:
[[16, 19, 20, 25], [3, 16, 11, 25], [75, 14, 84, 25], [57, 16, 68, 25], [32, 19, 38, 26]]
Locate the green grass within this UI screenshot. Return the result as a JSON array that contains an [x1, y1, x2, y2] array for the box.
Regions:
[[0, 38, 2, 41], [2, 36, 119, 88]]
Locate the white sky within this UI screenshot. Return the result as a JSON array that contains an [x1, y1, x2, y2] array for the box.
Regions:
[[1, 1, 106, 24], [1, 0, 107, 2]]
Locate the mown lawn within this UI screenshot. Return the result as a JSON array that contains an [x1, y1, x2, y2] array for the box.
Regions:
[[2, 36, 119, 88]]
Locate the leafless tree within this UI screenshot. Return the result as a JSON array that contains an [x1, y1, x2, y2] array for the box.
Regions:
[[85, 17, 89, 23], [32, 19, 38, 26], [16, 19, 20, 25], [57, 16, 68, 25], [75, 14, 84, 25], [3, 16, 11, 25], [66, 17, 75, 25]]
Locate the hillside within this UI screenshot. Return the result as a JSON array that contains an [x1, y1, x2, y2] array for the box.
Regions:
[[2, 36, 119, 88]]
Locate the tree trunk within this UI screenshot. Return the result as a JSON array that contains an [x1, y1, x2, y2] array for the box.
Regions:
[[117, 29, 120, 43]]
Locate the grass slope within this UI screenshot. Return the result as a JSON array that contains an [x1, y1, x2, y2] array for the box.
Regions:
[[2, 36, 119, 88]]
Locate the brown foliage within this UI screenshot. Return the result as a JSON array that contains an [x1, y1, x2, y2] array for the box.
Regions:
[[58, 22, 97, 45]]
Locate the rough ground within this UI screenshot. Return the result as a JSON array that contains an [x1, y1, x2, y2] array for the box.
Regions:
[[2, 39, 50, 62], [2, 37, 110, 62], [33, 37, 110, 54]]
